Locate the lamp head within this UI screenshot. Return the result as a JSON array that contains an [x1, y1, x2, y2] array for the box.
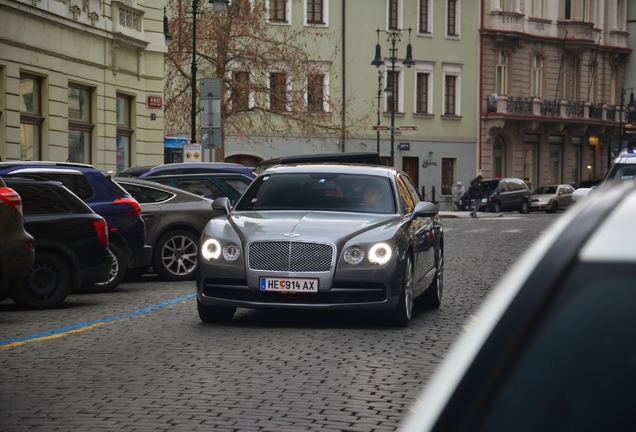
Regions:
[[210, 0, 229, 14], [371, 43, 384, 67], [163, 6, 172, 44]]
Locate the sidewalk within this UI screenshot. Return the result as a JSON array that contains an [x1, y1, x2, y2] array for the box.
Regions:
[[438, 211, 502, 219]]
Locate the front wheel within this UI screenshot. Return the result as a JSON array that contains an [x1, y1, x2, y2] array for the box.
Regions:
[[519, 200, 530, 214], [93, 242, 127, 292], [9, 252, 72, 309], [492, 201, 502, 213], [197, 300, 235, 324], [547, 201, 558, 213], [389, 254, 414, 328], [153, 230, 199, 281]]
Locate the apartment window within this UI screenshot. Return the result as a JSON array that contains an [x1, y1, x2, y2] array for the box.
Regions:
[[560, 61, 567, 100], [416, 73, 429, 113], [610, 67, 617, 105], [68, 86, 93, 164], [307, 74, 325, 112], [386, 70, 400, 112], [20, 75, 43, 161], [445, 75, 456, 115], [588, 67, 596, 103], [116, 94, 133, 173], [306, 0, 324, 24], [582, 0, 590, 21], [565, 0, 572, 20], [531, 56, 543, 98], [496, 51, 508, 95], [419, 0, 430, 34], [572, 136, 582, 184], [441, 158, 455, 195], [447, 0, 458, 36], [388, 0, 399, 30], [232, 71, 250, 111], [501, 0, 515, 12], [269, 0, 287, 22], [270, 72, 287, 111], [531, 0, 544, 18], [573, 58, 581, 101]]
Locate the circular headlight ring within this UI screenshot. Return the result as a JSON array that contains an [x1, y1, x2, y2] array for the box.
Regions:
[[368, 243, 392, 265], [202, 239, 221, 260], [343, 246, 365, 265], [222, 243, 241, 261]]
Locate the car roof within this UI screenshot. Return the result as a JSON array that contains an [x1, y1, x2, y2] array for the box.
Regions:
[[278, 152, 382, 165], [0, 162, 110, 175], [400, 180, 636, 431], [262, 163, 397, 177]]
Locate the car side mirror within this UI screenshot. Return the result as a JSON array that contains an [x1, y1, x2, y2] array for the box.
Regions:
[[212, 196, 232, 214], [412, 201, 438, 219]]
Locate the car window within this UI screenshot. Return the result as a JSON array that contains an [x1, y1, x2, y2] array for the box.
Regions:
[[176, 179, 224, 200], [12, 184, 74, 215], [607, 164, 636, 182], [403, 174, 422, 202], [476, 262, 636, 432], [119, 183, 174, 204], [221, 177, 251, 195], [237, 173, 394, 213], [534, 186, 557, 195], [397, 176, 416, 214], [498, 181, 509, 192], [36, 173, 94, 200], [481, 180, 499, 195]]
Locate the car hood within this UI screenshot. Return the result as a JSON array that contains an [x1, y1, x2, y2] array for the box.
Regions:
[[228, 211, 400, 243]]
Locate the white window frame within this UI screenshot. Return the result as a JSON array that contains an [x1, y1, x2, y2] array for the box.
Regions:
[[417, 0, 433, 36], [496, 51, 508, 96], [386, 0, 403, 31], [414, 62, 434, 114], [267, 0, 292, 25], [445, 0, 461, 39], [304, 0, 329, 27], [442, 63, 462, 116], [530, 0, 545, 18], [384, 64, 404, 113], [305, 62, 330, 112], [531, 55, 543, 98]]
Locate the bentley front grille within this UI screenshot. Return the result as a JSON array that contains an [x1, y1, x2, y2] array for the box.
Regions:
[[248, 241, 334, 272]]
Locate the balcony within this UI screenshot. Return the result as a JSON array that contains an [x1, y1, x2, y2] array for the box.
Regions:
[[557, 21, 596, 42]]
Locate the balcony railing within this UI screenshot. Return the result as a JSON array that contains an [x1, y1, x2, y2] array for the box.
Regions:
[[541, 100, 559, 116], [589, 103, 603, 119], [566, 101, 584, 118], [607, 106, 617, 121], [507, 97, 533, 114]]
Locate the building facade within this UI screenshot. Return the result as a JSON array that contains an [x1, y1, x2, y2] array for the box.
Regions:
[[0, 0, 167, 171], [481, 0, 631, 188], [212, 0, 480, 209]]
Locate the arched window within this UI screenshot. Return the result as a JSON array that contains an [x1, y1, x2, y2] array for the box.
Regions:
[[496, 51, 508, 95], [531, 56, 543, 98]]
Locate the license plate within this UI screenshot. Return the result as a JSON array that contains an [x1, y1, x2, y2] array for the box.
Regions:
[[259, 277, 318, 293]]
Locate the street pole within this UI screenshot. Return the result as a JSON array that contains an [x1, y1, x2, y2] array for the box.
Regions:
[[371, 28, 414, 167], [190, 0, 200, 145], [376, 70, 383, 154]]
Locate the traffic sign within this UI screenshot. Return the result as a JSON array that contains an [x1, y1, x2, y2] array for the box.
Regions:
[[371, 125, 390, 131], [397, 125, 418, 131]]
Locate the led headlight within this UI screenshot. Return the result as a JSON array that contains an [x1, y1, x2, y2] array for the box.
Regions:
[[201, 239, 221, 260], [222, 243, 241, 261], [343, 246, 365, 265], [481, 198, 487, 204], [368, 243, 392, 265]]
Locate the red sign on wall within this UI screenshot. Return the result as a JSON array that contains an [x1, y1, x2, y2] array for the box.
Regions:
[[147, 95, 162, 109]]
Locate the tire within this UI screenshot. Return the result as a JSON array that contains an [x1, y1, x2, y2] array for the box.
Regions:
[[548, 201, 558, 213], [197, 299, 235, 324], [9, 252, 72, 309], [93, 242, 127, 292], [492, 201, 502, 213], [389, 254, 414, 328], [519, 200, 530, 214], [153, 230, 199, 281], [418, 247, 444, 309]]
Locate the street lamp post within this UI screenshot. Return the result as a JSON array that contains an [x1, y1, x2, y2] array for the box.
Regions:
[[371, 28, 414, 166], [614, 87, 636, 168], [376, 70, 383, 154], [190, 0, 228, 145]]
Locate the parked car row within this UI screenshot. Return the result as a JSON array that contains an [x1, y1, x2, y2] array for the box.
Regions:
[[0, 160, 260, 309]]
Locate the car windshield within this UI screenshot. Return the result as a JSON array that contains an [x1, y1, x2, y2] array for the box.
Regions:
[[606, 164, 636, 182], [236, 173, 395, 214], [481, 180, 499, 194], [533, 186, 557, 195]]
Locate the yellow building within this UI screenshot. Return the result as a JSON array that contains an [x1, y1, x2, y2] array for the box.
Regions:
[[0, 0, 167, 171]]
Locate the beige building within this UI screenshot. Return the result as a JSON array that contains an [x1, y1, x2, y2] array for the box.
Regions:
[[0, 0, 167, 171], [481, 0, 631, 187]]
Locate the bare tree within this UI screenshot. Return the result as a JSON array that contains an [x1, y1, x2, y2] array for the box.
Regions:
[[164, 0, 373, 159]]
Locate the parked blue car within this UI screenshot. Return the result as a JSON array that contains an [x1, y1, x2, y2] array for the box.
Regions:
[[0, 162, 151, 291]]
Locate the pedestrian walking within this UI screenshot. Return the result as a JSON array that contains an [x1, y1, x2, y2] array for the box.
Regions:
[[469, 175, 483, 218]]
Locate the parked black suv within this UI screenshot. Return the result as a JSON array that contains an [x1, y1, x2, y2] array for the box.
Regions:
[[3, 176, 113, 309], [461, 177, 531, 213], [0, 177, 34, 301]]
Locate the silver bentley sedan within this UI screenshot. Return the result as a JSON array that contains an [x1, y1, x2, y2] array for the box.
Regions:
[[196, 164, 444, 327]]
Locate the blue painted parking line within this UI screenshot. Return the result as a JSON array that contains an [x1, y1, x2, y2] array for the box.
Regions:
[[0, 293, 196, 349]]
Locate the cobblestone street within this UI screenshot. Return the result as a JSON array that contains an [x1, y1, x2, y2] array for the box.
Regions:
[[0, 213, 558, 431]]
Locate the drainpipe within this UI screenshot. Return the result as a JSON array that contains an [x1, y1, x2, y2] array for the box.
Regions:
[[341, 0, 346, 152], [478, 0, 484, 174]]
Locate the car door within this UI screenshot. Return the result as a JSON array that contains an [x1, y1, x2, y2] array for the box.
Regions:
[[497, 181, 512, 210], [558, 185, 573, 208]]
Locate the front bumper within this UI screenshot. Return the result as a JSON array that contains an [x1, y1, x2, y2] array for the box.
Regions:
[[530, 202, 550, 211]]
